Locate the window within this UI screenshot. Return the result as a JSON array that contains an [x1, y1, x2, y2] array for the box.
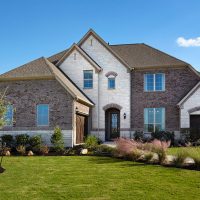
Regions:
[[4, 105, 13, 126], [37, 104, 49, 126], [144, 73, 165, 91], [144, 108, 165, 132], [83, 70, 93, 89], [108, 77, 115, 89]]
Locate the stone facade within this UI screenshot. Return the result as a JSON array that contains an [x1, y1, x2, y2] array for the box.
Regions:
[[131, 67, 200, 132]]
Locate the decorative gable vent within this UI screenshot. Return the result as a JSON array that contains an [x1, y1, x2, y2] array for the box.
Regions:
[[74, 53, 77, 60]]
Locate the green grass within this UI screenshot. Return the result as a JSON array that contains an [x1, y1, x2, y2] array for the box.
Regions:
[[167, 147, 200, 157], [0, 156, 200, 200]]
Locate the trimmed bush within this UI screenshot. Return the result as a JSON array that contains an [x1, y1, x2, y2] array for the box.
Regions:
[[29, 135, 42, 152], [151, 131, 174, 144], [1, 134, 14, 148], [84, 135, 99, 151], [16, 134, 29, 146], [51, 126, 64, 153], [134, 131, 144, 141]]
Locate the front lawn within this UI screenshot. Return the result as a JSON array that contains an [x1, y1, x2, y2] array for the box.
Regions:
[[0, 156, 200, 200]]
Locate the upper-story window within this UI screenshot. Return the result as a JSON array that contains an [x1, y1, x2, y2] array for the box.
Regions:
[[37, 104, 49, 126], [108, 77, 115, 89], [83, 70, 93, 89], [144, 73, 165, 91], [4, 105, 13, 126]]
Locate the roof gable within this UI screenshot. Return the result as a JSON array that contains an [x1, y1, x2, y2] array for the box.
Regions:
[[178, 81, 200, 107], [77, 29, 131, 70], [56, 43, 102, 72]]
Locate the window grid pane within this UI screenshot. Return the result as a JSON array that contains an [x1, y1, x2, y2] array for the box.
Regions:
[[84, 70, 93, 89], [37, 104, 49, 126]]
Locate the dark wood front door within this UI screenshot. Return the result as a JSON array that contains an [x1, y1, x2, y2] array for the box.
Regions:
[[190, 115, 200, 129], [76, 114, 87, 144], [105, 108, 120, 140]]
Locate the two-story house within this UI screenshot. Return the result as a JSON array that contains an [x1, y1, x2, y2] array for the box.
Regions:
[[0, 29, 200, 147]]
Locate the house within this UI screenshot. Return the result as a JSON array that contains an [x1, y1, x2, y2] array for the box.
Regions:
[[0, 29, 200, 147]]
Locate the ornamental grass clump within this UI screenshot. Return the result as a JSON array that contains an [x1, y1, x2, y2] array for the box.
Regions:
[[187, 148, 200, 169], [172, 150, 189, 167], [151, 139, 170, 164]]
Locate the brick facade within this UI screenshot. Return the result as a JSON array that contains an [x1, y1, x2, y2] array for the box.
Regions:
[[0, 79, 73, 131], [131, 67, 200, 132]]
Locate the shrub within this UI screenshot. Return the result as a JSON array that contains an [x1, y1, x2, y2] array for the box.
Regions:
[[134, 131, 144, 141], [29, 135, 42, 152], [151, 131, 174, 144], [172, 150, 189, 167], [40, 145, 49, 155], [84, 135, 99, 150], [95, 145, 115, 156], [16, 145, 26, 155], [16, 134, 29, 146], [1, 134, 14, 148], [51, 126, 64, 153]]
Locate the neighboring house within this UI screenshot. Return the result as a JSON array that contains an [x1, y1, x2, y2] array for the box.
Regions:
[[0, 29, 200, 147]]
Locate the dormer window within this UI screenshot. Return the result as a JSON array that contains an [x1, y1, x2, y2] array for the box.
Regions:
[[105, 71, 118, 90]]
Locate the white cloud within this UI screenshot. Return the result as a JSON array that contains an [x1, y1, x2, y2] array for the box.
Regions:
[[176, 37, 200, 47]]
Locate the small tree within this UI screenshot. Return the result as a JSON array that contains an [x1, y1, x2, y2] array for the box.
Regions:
[[51, 126, 64, 153]]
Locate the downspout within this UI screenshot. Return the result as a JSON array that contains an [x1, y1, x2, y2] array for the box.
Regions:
[[97, 71, 100, 138], [130, 68, 134, 139]]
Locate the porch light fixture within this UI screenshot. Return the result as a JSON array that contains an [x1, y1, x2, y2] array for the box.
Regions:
[[123, 113, 126, 119]]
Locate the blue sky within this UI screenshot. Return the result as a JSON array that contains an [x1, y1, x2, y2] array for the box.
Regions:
[[0, 0, 200, 74]]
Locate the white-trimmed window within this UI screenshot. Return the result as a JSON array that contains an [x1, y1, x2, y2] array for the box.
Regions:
[[83, 70, 93, 89], [108, 77, 115, 89], [4, 105, 13, 126], [144, 73, 165, 91], [144, 108, 165, 132], [37, 104, 49, 126]]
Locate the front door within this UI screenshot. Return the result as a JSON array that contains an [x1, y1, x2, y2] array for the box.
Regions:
[[190, 115, 200, 140], [105, 108, 120, 140]]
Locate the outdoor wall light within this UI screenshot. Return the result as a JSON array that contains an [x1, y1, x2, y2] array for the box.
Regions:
[[123, 113, 126, 119]]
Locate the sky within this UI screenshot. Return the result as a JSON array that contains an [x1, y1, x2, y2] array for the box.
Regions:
[[0, 0, 200, 74]]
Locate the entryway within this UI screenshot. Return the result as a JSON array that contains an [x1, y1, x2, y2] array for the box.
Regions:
[[76, 114, 88, 144], [190, 115, 200, 129], [105, 108, 120, 141]]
